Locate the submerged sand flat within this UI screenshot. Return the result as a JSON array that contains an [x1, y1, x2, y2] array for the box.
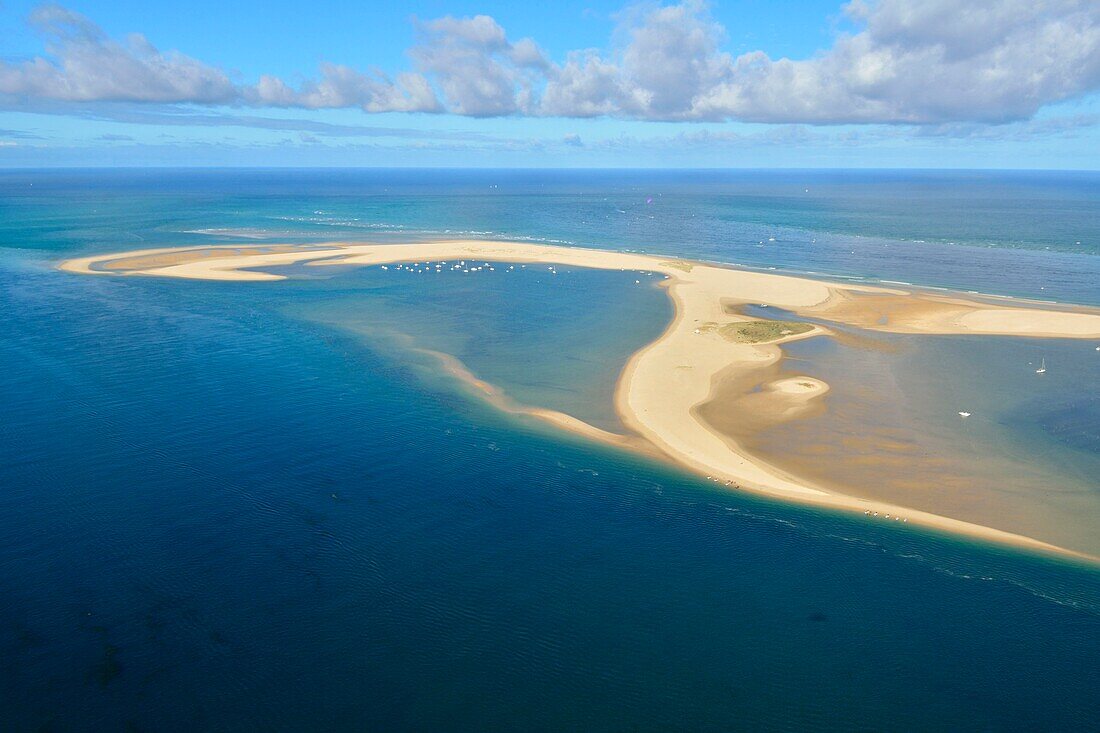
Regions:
[[61, 241, 1100, 560]]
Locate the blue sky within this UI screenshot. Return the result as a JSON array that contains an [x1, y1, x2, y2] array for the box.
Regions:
[[1, 0, 1099, 167]]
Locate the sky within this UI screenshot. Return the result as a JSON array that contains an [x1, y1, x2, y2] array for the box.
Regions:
[[1, 0, 1099, 168]]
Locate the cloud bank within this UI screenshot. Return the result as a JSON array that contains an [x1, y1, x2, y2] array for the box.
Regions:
[[2, 1, 1099, 124]]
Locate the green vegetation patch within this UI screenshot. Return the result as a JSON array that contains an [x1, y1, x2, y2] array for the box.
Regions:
[[660, 259, 695, 272], [719, 320, 813, 343]]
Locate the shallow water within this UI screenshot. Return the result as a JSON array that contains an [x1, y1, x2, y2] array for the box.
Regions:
[[280, 262, 671, 433], [704, 318, 1100, 556], [2, 169, 1099, 730]]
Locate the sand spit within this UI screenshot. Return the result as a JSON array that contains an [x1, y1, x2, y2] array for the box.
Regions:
[[61, 241, 1100, 561]]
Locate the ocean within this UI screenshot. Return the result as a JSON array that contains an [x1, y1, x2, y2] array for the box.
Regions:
[[1, 169, 1098, 731]]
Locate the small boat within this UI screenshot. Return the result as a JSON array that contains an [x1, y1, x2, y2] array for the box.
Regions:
[[958, 411, 971, 418], [1036, 358, 1046, 374]]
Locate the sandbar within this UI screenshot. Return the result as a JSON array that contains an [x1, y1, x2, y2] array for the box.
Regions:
[[60, 240, 1100, 561]]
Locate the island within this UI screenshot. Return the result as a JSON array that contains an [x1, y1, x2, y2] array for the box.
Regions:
[[61, 240, 1100, 560]]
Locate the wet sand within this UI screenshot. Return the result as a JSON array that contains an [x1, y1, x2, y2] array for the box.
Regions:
[[703, 330, 1100, 557]]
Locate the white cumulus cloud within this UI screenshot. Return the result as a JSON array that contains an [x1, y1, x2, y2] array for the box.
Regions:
[[534, 0, 1100, 123], [0, 4, 236, 103], [407, 14, 550, 116], [692, 0, 1100, 123], [2, 1, 1099, 125], [0, 4, 439, 113], [245, 65, 439, 113]]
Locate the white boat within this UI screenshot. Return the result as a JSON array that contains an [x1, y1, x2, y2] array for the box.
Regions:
[[958, 411, 971, 418], [1036, 358, 1046, 374]]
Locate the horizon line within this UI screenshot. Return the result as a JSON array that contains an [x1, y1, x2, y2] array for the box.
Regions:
[[2, 165, 1099, 174]]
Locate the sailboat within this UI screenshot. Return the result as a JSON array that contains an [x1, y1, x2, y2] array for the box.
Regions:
[[1035, 358, 1046, 374]]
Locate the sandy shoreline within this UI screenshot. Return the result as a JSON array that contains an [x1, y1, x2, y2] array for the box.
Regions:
[[60, 240, 1100, 562]]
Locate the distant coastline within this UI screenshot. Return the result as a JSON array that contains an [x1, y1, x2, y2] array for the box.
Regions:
[[61, 240, 1100, 561]]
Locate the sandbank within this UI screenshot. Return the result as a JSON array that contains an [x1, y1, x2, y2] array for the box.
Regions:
[[60, 240, 1100, 561]]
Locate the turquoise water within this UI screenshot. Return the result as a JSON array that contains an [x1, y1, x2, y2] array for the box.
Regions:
[[3, 168, 1099, 303], [282, 262, 671, 432], [1, 169, 1099, 731]]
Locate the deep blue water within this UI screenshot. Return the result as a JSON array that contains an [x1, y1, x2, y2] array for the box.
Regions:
[[1, 169, 1099, 731]]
